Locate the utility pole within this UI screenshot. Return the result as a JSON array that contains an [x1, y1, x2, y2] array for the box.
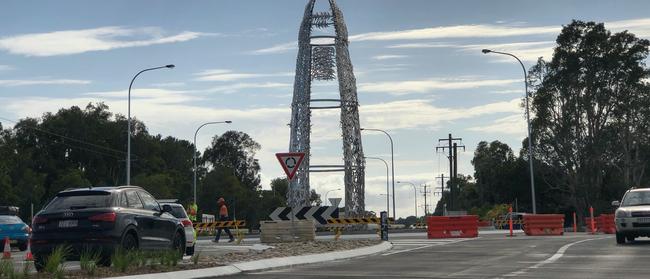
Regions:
[[436, 134, 464, 211], [421, 184, 431, 216]]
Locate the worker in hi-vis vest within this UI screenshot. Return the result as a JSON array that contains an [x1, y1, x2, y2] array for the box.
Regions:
[[188, 202, 198, 222], [213, 197, 234, 242]]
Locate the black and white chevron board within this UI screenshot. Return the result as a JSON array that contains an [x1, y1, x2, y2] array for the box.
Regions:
[[269, 206, 339, 225]]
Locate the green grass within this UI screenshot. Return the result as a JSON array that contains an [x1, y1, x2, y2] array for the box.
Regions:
[[191, 250, 201, 265], [111, 248, 132, 273], [79, 247, 101, 276], [44, 245, 71, 276]]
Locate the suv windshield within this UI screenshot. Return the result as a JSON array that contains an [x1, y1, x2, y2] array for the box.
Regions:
[[0, 216, 23, 224], [45, 191, 113, 211], [622, 191, 650, 206]]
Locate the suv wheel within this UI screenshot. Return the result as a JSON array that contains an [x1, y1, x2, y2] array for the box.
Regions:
[[172, 231, 185, 257], [18, 242, 27, 251], [122, 231, 138, 250], [626, 235, 635, 242], [616, 232, 626, 244], [34, 254, 46, 272], [186, 245, 195, 256]]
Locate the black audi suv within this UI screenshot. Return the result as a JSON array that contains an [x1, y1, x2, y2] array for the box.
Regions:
[[31, 186, 185, 270]]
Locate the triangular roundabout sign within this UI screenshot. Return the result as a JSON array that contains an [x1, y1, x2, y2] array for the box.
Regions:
[[275, 152, 306, 180]]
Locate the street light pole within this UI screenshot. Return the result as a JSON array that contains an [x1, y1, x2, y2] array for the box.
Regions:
[[482, 49, 536, 214], [127, 64, 175, 185], [365, 156, 390, 217], [362, 128, 396, 220], [397, 181, 417, 219], [324, 188, 342, 205], [193, 121, 232, 204]]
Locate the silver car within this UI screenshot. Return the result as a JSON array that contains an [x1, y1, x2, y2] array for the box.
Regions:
[[613, 188, 650, 244], [159, 202, 196, 255]]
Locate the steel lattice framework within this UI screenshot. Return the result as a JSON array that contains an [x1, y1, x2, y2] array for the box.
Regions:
[[287, 0, 365, 217]]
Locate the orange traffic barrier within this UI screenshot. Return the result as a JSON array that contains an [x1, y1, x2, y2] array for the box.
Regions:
[[427, 215, 478, 239], [2, 237, 10, 259], [477, 220, 491, 227], [523, 214, 564, 236], [597, 214, 616, 234]]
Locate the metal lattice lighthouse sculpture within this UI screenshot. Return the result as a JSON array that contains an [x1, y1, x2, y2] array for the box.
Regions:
[[287, 0, 365, 217]]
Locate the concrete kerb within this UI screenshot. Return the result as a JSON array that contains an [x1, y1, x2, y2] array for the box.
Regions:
[[106, 241, 393, 279]]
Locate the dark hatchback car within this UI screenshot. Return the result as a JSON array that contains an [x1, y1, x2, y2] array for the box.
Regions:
[[31, 186, 186, 270]]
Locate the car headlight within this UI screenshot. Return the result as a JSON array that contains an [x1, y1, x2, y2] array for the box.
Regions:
[[616, 210, 630, 218]]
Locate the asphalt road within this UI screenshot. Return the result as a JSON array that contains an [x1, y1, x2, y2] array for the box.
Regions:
[[221, 232, 649, 279]]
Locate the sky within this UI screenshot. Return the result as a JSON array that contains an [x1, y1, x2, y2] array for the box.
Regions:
[[1, 0, 650, 218]]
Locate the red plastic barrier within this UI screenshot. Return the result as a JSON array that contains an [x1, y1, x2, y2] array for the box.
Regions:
[[427, 215, 479, 239], [597, 214, 615, 234], [523, 214, 564, 236], [477, 220, 491, 227]]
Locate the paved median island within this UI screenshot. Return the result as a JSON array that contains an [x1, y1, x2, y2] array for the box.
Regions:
[[48, 240, 390, 279]]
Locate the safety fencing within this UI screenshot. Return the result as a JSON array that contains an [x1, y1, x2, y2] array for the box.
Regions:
[[585, 214, 615, 234], [493, 219, 523, 229], [523, 214, 564, 236], [194, 220, 246, 243], [327, 217, 394, 240], [426, 215, 479, 239]]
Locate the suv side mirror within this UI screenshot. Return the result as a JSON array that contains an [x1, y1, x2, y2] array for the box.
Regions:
[[162, 204, 172, 213], [612, 201, 621, 207]]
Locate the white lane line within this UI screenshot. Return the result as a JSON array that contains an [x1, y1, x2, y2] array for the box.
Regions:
[[382, 238, 474, 256], [501, 236, 610, 277]]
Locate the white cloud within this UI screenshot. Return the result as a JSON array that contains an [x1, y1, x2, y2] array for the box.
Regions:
[[387, 42, 456, 49], [349, 24, 560, 41], [83, 88, 199, 104], [194, 69, 293, 82], [0, 79, 91, 86], [0, 26, 209, 56], [467, 114, 527, 136], [360, 98, 522, 130], [203, 82, 292, 94], [372, 55, 408, 60], [150, 82, 186, 87], [462, 41, 555, 62], [249, 41, 297, 55], [358, 78, 519, 94]]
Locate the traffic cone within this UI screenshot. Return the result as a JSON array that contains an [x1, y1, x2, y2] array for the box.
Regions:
[[24, 239, 33, 261], [2, 236, 11, 259]]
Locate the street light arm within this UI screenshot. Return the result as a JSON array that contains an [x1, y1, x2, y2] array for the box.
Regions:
[[192, 121, 231, 204], [362, 128, 396, 220]]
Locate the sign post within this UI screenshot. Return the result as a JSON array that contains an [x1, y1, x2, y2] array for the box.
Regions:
[[380, 211, 389, 241], [276, 152, 306, 242]]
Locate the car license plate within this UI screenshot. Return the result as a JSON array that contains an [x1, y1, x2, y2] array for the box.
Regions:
[[58, 220, 78, 228], [638, 217, 650, 223]]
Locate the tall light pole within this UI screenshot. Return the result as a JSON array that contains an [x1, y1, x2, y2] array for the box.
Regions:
[[365, 156, 390, 216], [193, 121, 232, 204], [362, 128, 396, 220], [127, 64, 175, 185], [397, 181, 417, 219], [482, 49, 536, 214], [324, 188, 342, 205]]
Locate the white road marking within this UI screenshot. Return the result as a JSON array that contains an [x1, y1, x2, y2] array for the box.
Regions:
[[382, 238, 475, 256], [500, 236, 610, 277]]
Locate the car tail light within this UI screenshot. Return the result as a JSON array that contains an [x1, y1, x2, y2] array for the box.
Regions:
[[181, 220, 193, 228], [89, 212, 116, 222], [32, 216, 48, 225]]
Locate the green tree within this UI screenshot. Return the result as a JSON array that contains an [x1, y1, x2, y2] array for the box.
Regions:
[[529, 20, 650, 217]]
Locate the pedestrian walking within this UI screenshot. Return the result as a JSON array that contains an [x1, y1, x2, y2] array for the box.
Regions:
[[213, 197, 234, 243]]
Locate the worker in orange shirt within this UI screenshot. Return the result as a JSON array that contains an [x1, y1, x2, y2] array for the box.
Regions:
[[213, 197, 234, 243]]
